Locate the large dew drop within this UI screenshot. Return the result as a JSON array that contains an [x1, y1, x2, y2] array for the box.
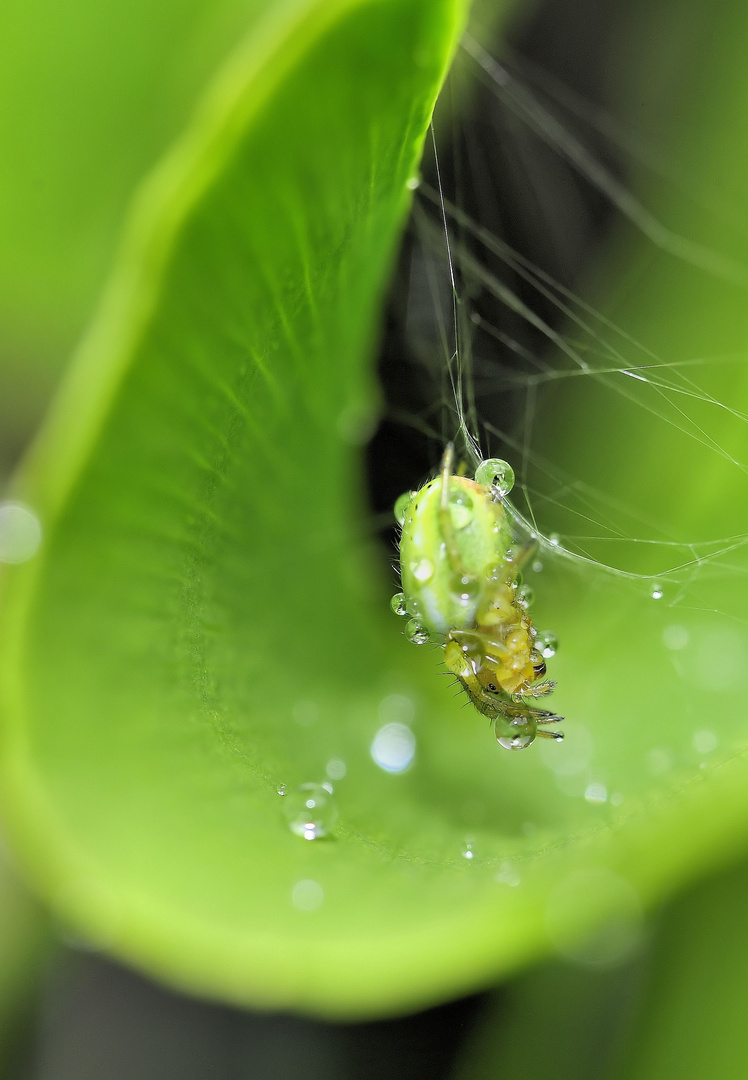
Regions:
[[404, 619, 430, 645], [283, 783, 338, 840], [475, 458, 515, 497], [535, 630, 559, 659], [494, 715, 535, 751], [390, 592, 408, 617]]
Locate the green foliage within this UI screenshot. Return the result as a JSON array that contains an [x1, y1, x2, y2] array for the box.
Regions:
[[0, 0, 276, 475], [1, 0, 748, 1029], [0, 0, 474, 1018]]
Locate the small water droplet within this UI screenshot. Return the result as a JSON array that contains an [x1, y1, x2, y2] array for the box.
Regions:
[[0, 502, 42, 564], [449, 574, 481, 605], [461, 841, 475, 861], [692, 729, 717, 754], [406, 175, 421, 190], [326, 758, 347, 780], [394, 491, 413, 526], [410, 558, 434, 583], [405, 618, 430, 645], [390, 592, 408, 616], [548, 533, 561, 547], [532, 559, 543, 573], [283, 783, 338, 840], [535, 630, 559, 659], [495, 860, 521, 887], [475, 458, 515, 496], [291, 879, 324, 911], [277, 784, 287, 796], [516, 583, 534, 608], [584, 782, 608, 804], [370, 723, 416, 773], [448, 490, 473, 530], [405, 595, 422, 617], [650, 581, 664, 600]]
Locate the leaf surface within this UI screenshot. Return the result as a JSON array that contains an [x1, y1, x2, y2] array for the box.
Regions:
[[3, 0, 748, 1023]]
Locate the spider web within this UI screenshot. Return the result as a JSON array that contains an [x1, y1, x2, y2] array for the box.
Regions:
[[381, 17, 748, 806]]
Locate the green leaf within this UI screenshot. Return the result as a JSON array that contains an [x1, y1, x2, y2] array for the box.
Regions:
[[3, 0, 747, 1023], [0, 0, 284, 475], [619, 861, 748, 1080], [0, 0, 477, 1018], [0, 0, 276, 356]]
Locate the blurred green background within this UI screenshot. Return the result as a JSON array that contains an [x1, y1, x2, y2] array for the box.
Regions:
[[2, 0, 748, 1075]]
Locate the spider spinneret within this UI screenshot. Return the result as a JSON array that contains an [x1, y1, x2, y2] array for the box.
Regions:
[[392, 445, 563, 751]]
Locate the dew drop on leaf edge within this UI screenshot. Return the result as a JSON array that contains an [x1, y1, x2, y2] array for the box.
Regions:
[[283, 783, 338, 840]]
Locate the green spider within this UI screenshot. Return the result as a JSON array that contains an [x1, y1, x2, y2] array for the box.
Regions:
[[391, 445, 563, 750]]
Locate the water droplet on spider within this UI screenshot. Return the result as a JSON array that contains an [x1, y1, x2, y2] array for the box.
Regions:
[[390, 592, 408, 617], [448, 489, 473, 530], [461, 841, 475, 861], [0, 502, 42, 564], [516, 584, 534, 608], [494, 715, 535, 751], [535, 630, 559, 659], [405, 595, 422, 617], [548, 533, 561, 547], [393, 491, 413, 526], [404, 619, 430, 645], [283, 783, 338, 840], [276, 784, 287, 796], [449, 574, 480, 605], [650, 581, 664, 600], [475, 458, 515, 496], [410, 558, 434, 583]]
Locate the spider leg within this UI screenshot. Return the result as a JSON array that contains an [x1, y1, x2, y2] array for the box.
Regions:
[[514, 679, 556, 700]]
